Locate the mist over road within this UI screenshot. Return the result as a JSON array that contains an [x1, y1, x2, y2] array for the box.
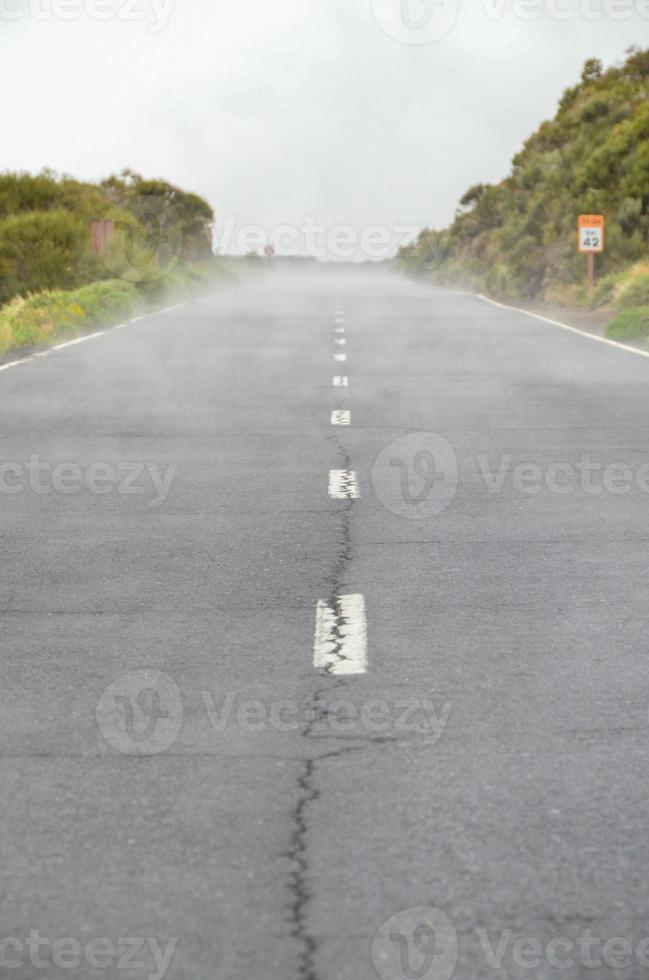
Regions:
[[2, 269, 649, 979]]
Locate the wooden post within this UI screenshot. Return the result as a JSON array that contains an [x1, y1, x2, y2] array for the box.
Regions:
[[587, 252, 595, 294], [90, 219, 114, 256]]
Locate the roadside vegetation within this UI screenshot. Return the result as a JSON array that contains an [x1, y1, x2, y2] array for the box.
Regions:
[[397, 47, 649, 339], [0, 169, 243, 354]]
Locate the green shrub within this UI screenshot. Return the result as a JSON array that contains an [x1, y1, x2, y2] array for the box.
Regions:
[[0, 291, 84, 349], [0, 280, 139, 352], [590, 270, 625, 308], [72, 280, 139, 324], [614, 274, 649, 311], [604, 306, 649, 340], [0, 209, 100, 303], [485, 263, 513, 296], [0, 169, 217, 307], [0, 260, 240, 354]]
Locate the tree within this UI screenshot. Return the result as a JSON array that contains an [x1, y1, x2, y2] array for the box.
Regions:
[[581, 58, 603, 82]]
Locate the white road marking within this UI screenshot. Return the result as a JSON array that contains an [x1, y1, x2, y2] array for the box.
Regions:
[[328, 469, 360, 499], [334, 338, 346, 346], [333, 375, 348, 387], [313, 593, 368, 675], [0, 328, 110, 371], [334, 353, 347, 362], [52, 331, 107, 351], [335, 326, 345, 334], [159, 302, 187, 313], [0, 358, 29, 372], [477, 293, 649, 360], [0, 301, 188, 379], [331, 410, 351, 426]]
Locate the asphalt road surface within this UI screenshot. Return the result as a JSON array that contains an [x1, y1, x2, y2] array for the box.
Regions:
[[3, 268, 649, 980]]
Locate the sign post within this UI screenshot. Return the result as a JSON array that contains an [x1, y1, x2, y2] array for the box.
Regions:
[[578, 214, 604, 294], [90, 219, 114, 256]]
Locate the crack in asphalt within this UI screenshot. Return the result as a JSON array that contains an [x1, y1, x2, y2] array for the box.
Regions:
[[287, 694, 366, 980], [323, 436, 353, 605], [285, 430, 362, 980]]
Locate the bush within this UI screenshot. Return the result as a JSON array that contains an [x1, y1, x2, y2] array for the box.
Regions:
[[589, 270, 625, 308], [72, 280, 139, 324], [0, 280, 139, 352], [0, 260, 241, 354], [604, 306, 649, 340], [485, 263, 514, 296], [0, 209, 101, 303], [614, 274, 649, 311], [0, 169, 217, 308], [0, 292, 83, 349]]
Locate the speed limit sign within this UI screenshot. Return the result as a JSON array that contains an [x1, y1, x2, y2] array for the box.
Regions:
[[578, 214, 605, 253]]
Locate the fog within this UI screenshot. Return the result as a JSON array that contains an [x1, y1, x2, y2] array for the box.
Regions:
[[1, 0, 646, 258]]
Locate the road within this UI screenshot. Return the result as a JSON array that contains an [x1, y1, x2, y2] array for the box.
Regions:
[[2, 268, 649, 980]]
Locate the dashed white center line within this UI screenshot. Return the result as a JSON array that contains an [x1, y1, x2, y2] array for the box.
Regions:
[[335, 326, 345, 334], [331, 410, 351, 426], [334, 338, 346, 346], [334, 353, 347, 362], [313, 593, 368, 675], [333, 375, 348, 387], [328, 469, 360, 499]]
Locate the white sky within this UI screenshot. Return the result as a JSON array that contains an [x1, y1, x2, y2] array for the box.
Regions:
[[0, 0, 646, 257]]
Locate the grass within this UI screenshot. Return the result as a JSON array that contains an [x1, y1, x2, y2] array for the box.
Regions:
[[0, 280, 139, 352], [614, 272, 649, 311], [604, 306, 649, 341], [0, 258, 243, 355]]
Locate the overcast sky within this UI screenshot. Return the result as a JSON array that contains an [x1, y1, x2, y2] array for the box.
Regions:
[[0, 0, 645, 257]]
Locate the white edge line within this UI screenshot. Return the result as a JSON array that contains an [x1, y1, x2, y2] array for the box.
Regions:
[[0, 358, 29, 372], [159, 302, 188, 313], [0, 300, 190, 375], [477, 293, 649, 360], [52, 331, 107, 351]]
